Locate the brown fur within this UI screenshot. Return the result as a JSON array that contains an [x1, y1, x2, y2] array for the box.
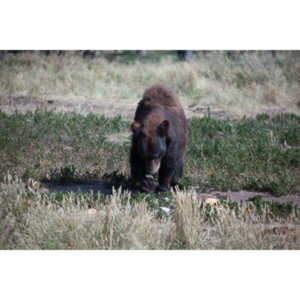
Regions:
[[134, 85, 187, 148], [130, 85, 187, 192]]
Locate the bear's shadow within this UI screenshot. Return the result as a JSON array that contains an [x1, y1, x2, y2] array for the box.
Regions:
[[46, 180, 114, 195], [45, 172, 139, 196]]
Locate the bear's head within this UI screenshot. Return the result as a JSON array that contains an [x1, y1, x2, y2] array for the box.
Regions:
[[131, 119, 169, 175]]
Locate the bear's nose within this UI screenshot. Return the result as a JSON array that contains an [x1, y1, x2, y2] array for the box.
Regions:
[[146, 159, 160, 175]]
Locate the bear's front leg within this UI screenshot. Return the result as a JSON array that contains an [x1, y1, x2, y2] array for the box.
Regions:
[[130, 150, 157, 192], [157, 155, 176, 192], [130, 150, 144, 180]]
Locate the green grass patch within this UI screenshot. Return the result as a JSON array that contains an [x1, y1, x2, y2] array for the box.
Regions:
[[187, 113, 300, 195], [0, 111, 130, 183], [0, 111, 300, 196]]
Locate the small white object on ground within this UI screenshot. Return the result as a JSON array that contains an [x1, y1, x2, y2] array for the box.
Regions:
[[160, 206, 171, 216], [164, 197, 169, 202]]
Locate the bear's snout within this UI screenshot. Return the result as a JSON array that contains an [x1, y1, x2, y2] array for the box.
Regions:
[[146, 158, 161, 175]]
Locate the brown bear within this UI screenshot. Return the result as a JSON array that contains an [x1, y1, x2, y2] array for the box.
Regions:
[[130, 84, 187, 192]]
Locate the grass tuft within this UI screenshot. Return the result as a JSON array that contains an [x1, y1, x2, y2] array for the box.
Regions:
[[1, 176, 300, 249]]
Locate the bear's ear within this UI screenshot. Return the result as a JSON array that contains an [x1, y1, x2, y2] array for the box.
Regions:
[[131, 121, 141, 133], [158, 120, 170, 137]]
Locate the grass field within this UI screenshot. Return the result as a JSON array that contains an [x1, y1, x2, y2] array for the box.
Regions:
[[1, 51, 300, 249], [1, 51, 300, 119]]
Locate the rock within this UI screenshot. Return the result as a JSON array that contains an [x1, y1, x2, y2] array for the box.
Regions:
[[204, 197, 218, 206]]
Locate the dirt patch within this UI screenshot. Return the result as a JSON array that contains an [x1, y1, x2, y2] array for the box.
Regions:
[[198, 190, 300, 209], [0, 96, 42, 111], [1, 96, 295, 121], [0, 96, 138, 120], [188, 105, 240, 120]]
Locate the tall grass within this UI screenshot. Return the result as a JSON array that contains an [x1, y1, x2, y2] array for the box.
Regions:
[[1, 51, 300, 119], [1, 175, 299, 249]]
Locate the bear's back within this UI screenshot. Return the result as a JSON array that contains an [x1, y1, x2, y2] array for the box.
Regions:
[[134, 85, 184, 122], [142, 84, 182, 108]]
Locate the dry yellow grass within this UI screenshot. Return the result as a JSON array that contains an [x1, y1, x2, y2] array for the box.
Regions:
[[1, 175, 299, 249], [1, 51, 300, 120]]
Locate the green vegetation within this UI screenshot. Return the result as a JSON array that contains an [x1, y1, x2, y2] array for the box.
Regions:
[[0, 111, 129, 183], [1, 111, 299, 196], [187, 113, 300, 195]]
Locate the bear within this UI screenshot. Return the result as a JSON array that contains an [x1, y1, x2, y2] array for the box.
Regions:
[[130, 84, 187, 192]]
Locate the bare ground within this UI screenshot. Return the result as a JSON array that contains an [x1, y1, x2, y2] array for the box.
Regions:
[[0, 95, 296, 121], [198, 190, 300, 209]]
